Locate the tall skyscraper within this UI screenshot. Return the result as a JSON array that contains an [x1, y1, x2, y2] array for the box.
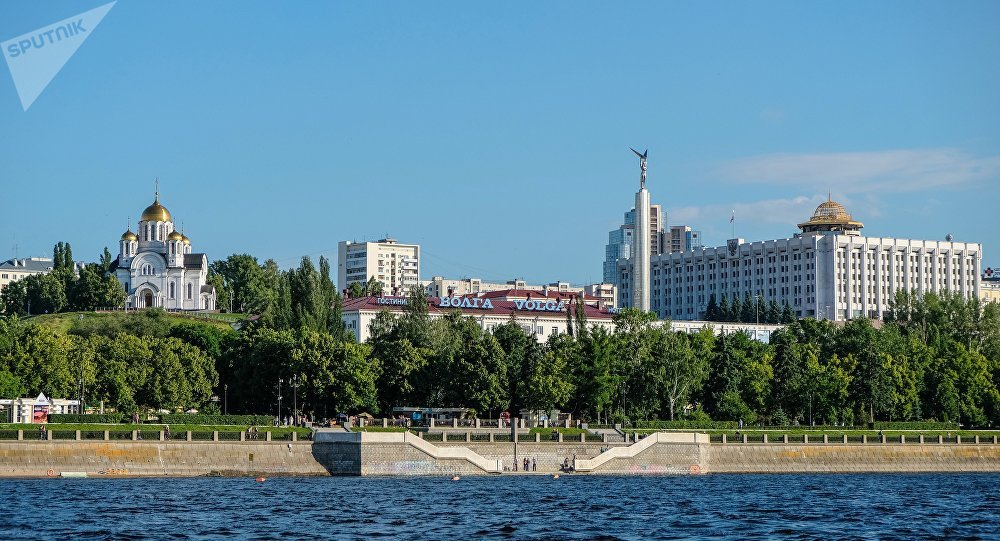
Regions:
[[603, 202, 664, 284]]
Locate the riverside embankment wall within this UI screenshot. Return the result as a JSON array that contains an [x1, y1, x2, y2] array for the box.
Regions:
[[3, 435, 1000, 477], [708, 443, 1000, 473], [0, 441, 328, 478]]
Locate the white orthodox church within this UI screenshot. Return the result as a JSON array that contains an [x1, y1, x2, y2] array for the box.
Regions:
[[111, 191, 216, 310]]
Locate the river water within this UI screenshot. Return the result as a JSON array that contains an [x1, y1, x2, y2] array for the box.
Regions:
[[1, 474, 997, 540]]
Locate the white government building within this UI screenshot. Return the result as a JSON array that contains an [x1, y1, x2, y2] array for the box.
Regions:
[[617, 198, 982, 321], [111, 191, 216, 310]]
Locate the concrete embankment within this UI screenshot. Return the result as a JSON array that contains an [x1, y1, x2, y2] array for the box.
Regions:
[[709, 443, 1000, 473], [0, 441, 327, 478], [3, 432, 999, 477]]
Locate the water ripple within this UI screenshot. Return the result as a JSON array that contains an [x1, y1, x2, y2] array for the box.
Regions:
[[0, 474, 998, 539]]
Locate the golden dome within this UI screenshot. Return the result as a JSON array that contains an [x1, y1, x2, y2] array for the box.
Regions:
[[121, 230, 137, 241], [167, 231, 184, 241], [798, 197, 863, 233], [140, 194, 172, 223], [810, 200, 851, 222], [181, 234, 191, 245]]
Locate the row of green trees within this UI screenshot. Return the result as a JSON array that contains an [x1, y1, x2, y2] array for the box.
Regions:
[[1, 243, 125, 316], [207, 254, 348, 338], [0, 314, 216, 412], [2, 245, 998, 427], [703, 292, 796, 324]]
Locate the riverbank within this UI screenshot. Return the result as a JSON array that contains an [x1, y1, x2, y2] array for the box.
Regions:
[[2, 430, 999, 478]]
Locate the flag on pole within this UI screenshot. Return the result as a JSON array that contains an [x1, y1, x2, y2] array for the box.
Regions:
[[729, 210, 735, 224]]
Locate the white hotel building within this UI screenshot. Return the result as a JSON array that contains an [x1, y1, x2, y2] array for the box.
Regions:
[[341, 290, 781, 343], [617, 199, 982, 321]]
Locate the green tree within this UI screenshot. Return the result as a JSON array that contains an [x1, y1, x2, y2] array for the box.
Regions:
[[348, 282, 365, 299], [611, 308, 656, 421], [569, 325, 617, 423], [765, 300, 780, 324], [365, 276, 384, 297], [209, 254, 274, 316], [100, 247, 114, 274], [718, 294, 731, 322], [23, 273, 68, 314], [68, 265, 126, 311], [0, 280, 28, 317], [492, 320, 543, 417], [781, 302, 796, 323], [525, 333, 575, 415], [741, 292, 755, 323], [206, 270, 230, 313], [704, 294, 719, 321], [289, 256, 328, 332], [652, 327, 709, 419]]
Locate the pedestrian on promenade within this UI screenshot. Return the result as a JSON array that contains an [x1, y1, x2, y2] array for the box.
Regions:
[[532, 458, 537, 471], [164, 425, 170, 439]]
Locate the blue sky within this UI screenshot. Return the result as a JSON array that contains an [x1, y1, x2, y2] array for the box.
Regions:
[[2, 1, 998, 286]]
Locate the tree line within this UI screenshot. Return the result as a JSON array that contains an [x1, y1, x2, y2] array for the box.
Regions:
[[702, 292, 797, 324], [2, 248, 998, 427], [1, 243, 125, 316]]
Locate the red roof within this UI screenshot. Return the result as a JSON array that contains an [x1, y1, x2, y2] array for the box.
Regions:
[[341, 295, 613, 319]]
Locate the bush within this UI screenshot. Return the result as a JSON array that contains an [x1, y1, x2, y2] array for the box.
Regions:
[[158, 414, 273, 426], [873, 421, 960, 431], [633, 420, 738, 430], [49, 413, 125, 424]]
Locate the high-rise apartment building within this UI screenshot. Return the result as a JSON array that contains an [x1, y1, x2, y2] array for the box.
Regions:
[[669, 225, 703, 253], [338, 238, 420, 296], [603, 204, 664, 284]]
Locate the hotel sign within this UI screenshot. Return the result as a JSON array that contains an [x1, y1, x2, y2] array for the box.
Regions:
[[437, 296, 567, 313], [513, 299, 565, 312], [377, 297, 408, 306], [439, 296, 495, 310]]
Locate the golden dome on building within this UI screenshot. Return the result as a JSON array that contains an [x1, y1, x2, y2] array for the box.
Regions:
[[181, 234, 191, 245], [140, 194, 172, 223], [167, 231, 184, 241], [798, 196, 863, 235], [121, 230, 138, 241]]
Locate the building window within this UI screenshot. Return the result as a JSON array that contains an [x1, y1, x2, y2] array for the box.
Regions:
[[169, 282, 175, 299], [187, 283, 193, 300]]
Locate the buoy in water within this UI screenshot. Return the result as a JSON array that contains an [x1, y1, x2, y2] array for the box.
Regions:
[[451, 476, 461, 481], [256, 477, 266, 482]]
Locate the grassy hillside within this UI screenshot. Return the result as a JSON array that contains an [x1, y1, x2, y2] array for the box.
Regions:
[[28, 310, 240, 336]]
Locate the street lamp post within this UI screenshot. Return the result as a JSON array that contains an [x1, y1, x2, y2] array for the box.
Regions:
[[292, 374, 298, 426], [223, 384, 228, 416], [277, 378, 283, 424]]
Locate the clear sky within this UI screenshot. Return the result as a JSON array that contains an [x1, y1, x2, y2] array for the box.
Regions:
[[2, 1, 998, 286]]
